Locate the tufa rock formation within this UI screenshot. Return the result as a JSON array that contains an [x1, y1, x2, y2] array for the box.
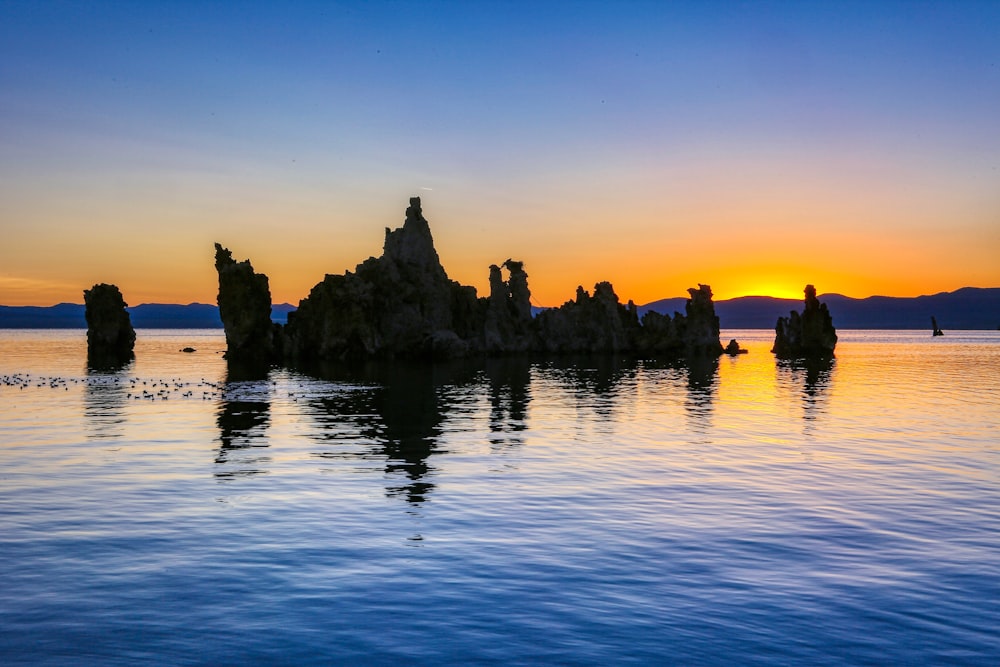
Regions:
[[632, 284, 724, 357], [217, 197, 724, 363], [483, 259, 534, 353], [84, 283, 136, 366], [724, 339, 747, 355], [282, 197, 483, 360], [772, 284, 838, 358], [534, 282, 637, 353], [215, 243, 280, 363]]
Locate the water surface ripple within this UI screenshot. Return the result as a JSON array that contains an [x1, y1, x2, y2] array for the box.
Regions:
[[1, 329, 998, 665]]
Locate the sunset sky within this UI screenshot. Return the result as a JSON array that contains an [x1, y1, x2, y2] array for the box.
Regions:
[[2, 1, 998, 307]]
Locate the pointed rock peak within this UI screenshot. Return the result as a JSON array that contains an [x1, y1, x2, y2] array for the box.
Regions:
[[405, 196, 423, 221], [804, 284, 819, 309], [214, 243, 235, 271], [384, 196, 443, 274]]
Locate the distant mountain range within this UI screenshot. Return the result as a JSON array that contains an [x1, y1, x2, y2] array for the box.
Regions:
[[0, 303, 297, 329], [2, 288, 998, 330], [638, 287, 1000, 330]]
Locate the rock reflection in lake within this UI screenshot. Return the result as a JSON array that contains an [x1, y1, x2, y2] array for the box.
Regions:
[[485, 357, 531, 451], [684, 356, 719, 431], [293, 355, 727, 502], [777, 356, 835, 426], [84, 366, 130, 441], [299, 360, 483, 504], [216, 365, 272, 479]]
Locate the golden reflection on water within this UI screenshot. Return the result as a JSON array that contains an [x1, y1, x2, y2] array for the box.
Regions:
[[2, 329, 999, 502]]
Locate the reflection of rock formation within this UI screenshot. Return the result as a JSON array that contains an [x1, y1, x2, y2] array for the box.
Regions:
[[303, 361, 482, 504], [215, 243, 280, 365], [642, 356, 717, 436], [84, 283, 135, 368], [684, 356, 718, 432], [216, 374, 272, 479], [84, 371, 128, 440], [216, 197, 723, 362], [485, 357, 531, 449], [777, 357, 835, 425], [373, 365, 444, 503], [538, 355, 639, 431], [772, 285, 838, 358]]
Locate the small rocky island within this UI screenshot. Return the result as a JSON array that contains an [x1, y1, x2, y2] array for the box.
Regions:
[[772, 284, 838, 358], [84, 283, 136, 366], [215, 197, 725, 364]]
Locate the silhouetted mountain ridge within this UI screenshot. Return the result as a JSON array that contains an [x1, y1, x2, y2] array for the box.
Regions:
[[641, 287, 1000, 330], [0, 303, 296, 328], [2, 289, 997, 329]]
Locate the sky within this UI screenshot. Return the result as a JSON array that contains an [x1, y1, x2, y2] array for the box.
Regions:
[[1, 1, 998, 307]]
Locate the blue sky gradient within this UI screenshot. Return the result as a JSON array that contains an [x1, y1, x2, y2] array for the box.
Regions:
[[2, 1, 998, 305]]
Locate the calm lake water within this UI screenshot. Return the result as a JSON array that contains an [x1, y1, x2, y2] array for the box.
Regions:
[[1, 329, 998, 665]]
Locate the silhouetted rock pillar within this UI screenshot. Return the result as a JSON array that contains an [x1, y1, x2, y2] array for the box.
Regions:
[[484, 259, 533, 352], [215, 243, 278, 364], [504, 259, 532, 323], [84, 283, 136, 365], [681, 284, 724, 357], [772, 284, 838, 358]]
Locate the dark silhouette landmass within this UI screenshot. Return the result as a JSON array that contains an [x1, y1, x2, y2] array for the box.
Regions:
[[84, 283, 135, 367], [772, 285, 838, 358], [217, 197, 723, 363], [4, 289, 997, 330]]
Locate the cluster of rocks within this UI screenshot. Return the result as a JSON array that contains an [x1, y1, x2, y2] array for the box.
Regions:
[[84, 283, 136, 367], [772, 284, 838, 358], [215, 197, 726, 364]]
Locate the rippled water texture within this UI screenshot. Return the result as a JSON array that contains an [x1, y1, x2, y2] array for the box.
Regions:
[[1, 329, 998, 665]]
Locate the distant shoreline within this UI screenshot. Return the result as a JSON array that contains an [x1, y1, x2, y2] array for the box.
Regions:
[[2, 287, 998, 330]]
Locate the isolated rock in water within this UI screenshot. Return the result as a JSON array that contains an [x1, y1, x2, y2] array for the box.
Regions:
[[284, 197, 482, 360], [534, 281, 639, 353], [772, 284, 838, 358], [724, 339, 747, 355], [84, 283, 135, 363], [215, 243, 278, 363]]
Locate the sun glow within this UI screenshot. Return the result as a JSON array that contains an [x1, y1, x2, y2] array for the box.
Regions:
[[731, 282, 805, 300]]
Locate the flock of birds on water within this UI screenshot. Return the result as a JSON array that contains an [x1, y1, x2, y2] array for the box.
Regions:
[[0, 371, 358, 406], [1, 373, 226, 401]]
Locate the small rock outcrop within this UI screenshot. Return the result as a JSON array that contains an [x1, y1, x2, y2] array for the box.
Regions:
[[725, 339, 747, 355], [215, 243, 279, 363], [84, 283, 135, 365], [772, 285, 838, 358]]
